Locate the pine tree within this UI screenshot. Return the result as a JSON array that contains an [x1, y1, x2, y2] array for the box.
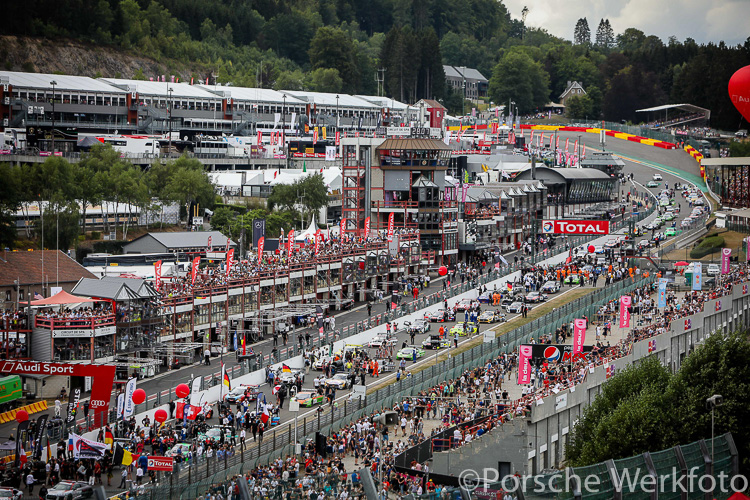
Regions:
[[595, 19, 615, 49], [573, 18, 591, 46]]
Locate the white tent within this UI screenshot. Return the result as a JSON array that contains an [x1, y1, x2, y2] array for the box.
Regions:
[[295, 216, 319, 242]]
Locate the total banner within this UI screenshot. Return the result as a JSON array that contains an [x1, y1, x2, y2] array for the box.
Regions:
[[364, 217, 371, 237], [541, 220, 610, 235], [572, 319, 586, 354], [70, 433, 108, 460], [257, 237, 265, 262], [658, 278, 668, 308], [147, 456, 174, 472], [340, 218, 347, 238], [619, 295, 632, 328], [314, 230, 322, 255], [287, 230, 294, 260], [225, 248, 234, 278], [721, 247, 731, 274], [693, 262, 702, 291], [191, 256, 200, 285], [387, 213, 395, 242], [154, 260, 162, 291], [517, 345, 533, 385]]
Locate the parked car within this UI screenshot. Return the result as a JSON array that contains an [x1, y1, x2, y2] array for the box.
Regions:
[[646, 181, 659, 188], [223, 384, 260, 404], [421, 335, 451, 350], [454, 298, 473, 311], [506, 301, 526, 314], [707, 264, 720, 276], [406, 319, 430, 334], [524, 291, 546, 303], [478, 310, 506, 323], [0, 489, 23, 500], [563, 274, 582, 285], [46, 482, 94, 500], [167, 442, 192, 458], [396, 346, 425, 360], [367, 335, 396, 348]]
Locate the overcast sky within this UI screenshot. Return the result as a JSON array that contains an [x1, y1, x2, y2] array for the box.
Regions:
[[503, 0, 750, 46]]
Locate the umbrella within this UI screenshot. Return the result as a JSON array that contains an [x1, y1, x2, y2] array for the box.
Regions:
[[674, 261, 689, 266]]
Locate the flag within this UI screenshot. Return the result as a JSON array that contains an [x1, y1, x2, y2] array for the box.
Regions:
[[104, 428, 114, 446], [322, 126, 327, 140], [260, 403, 270, 425], [556, 135, 560, 148], [648, 339, 656, 353], [282, 364, 291, 373], [191, 256, 200, 285], [113, 444, 133, 466], [314, 230, 322, 255], [257, 237, 265, 263], [565, 138, 569, 152], [221, 363, 231, 391], [257, 130, 263, 146], [287, 230, 294, 260], [387, 212, 395, 242], [605, 364, 616, 379], [340, 218, 346, 238], [313, 128, 318, 144], [207, 235, 213, 252], [303, 161, 307, 173], [34, 292, 43, 300], [364, 217, 371, 237]]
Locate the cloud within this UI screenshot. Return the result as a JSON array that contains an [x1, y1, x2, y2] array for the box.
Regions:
[[502, 0, 750, 45]]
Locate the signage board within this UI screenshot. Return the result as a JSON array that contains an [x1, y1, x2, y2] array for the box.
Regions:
[[541, 219, 610, 235], [147, 456, 174, 471]]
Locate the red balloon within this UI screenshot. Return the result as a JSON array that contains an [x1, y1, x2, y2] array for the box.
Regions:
[[729, 65, 750, 123], [482, 261, 487, 267], [154, 408, 168, 424], [175, 383, 190, 399], [358, 261, 365, 270], [438, 266, 448, 276], [15, 410, 28, 423], [588, 245, 595, 253], [132, 388, 146, 405]]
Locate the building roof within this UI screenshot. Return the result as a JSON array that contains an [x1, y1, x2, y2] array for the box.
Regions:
[[443, 66, 463, 79], [101, 276, 159, 298], [516, 166, 612, 183], [418, 99, 446, 110], [0, 250, 96, 287], [701, 157, 750, 166], [466, 187, 499, 202], [197, 85, 306, 105], [559, 81, 586, 99], [459, 67, 487, 81], [636, 103, 710, 116], [0, 71, 124, 93], [99, 79, 222, 100], [412, 176, 439, 188], [376, 138, 451, 151], [124, 231, 234, 251], [443, 66, 487, 82], [71, 277, 143, 301], [581, 153, 626, 167], [354, 95, 409, 110], [282, 91, 379, 108]]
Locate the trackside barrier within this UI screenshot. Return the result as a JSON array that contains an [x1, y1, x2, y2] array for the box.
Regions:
[[0, 400, 49, 423]]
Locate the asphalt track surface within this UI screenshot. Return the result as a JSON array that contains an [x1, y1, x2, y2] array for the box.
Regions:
[[1, 134, 702, 444]]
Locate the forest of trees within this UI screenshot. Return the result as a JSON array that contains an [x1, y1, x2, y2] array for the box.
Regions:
[[3, 0, 750, 128]]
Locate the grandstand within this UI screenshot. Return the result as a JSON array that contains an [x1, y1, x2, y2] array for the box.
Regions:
[[636, 103, 711, 131]]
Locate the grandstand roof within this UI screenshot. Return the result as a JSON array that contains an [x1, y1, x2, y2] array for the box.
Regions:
[[0, 71, 125, 93], [100, 78, 221, 99], [636, 103, 710, 120], [282, 91, 379, 109], [197, 85, 306, 105]]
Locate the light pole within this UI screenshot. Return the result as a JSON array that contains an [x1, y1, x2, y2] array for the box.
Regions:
[[50, 80, 57, 153], [336, 94, 340, 133], [167, 87, 174, 156], [282, 93, 287, 142], [577, 134, 582, 167], [706, 394, 723, 479], [461, 67, 466, 117]]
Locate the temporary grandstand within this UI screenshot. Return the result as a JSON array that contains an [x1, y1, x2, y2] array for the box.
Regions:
[[636, 103, 711, 129]]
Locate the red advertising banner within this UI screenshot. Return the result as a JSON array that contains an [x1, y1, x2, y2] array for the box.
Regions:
[[154, 260, 162, 291], [226, 248, 234, 278], [387, 213, 395, 242], [287, 230, 294, 260], [619, 296, 632, 328], [517, 345, 532, 385], [541, 220, 610, 235], [364, 217, 371, 237], [207, 236, 212, 253], [314, 230, 322, 255], [340, 218, 346, 238], [721, 247, 731, 274], [0, 361, 115, 424], [147, 456, 174, 472], [191, 257, 200, 285], [573, 319, 586, 354], [257, 237, 264, 262]]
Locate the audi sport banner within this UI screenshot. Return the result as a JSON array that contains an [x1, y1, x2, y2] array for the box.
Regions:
[[573, 319, 586, 354], [619, 295, 632, 328], [252, 218, 266, 247], [70, 433, 108, 460], [541, 220, 610, 235], [517, 345, 532, 385], [521, 344, 593, 363]]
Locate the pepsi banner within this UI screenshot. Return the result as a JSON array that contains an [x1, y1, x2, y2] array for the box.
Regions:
[[619, 295, 632, 328], [721, 247, 731, 274], [541, 220, 610, 235], [522, 344, 593, 364], [693, 262, 702, 291], [657, 278, 668, 308]]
